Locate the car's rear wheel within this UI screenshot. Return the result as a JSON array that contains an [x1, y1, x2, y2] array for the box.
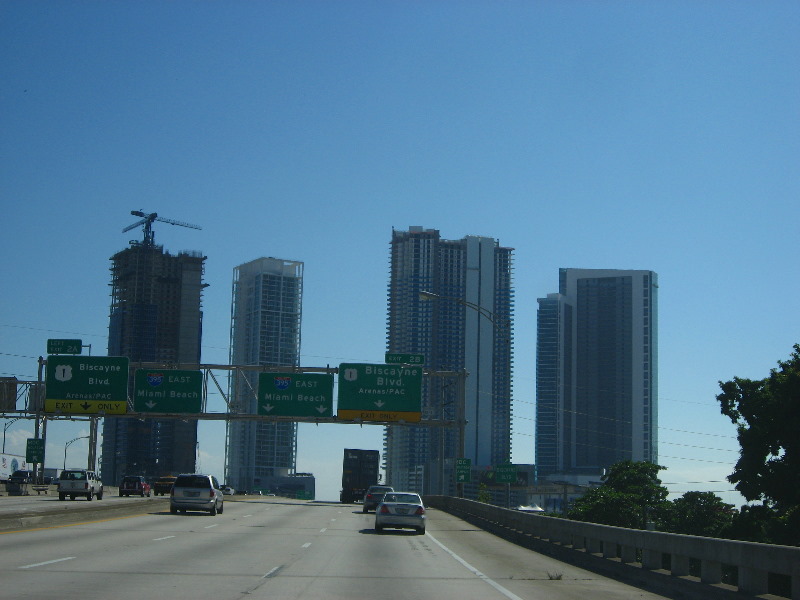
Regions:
[[218, 502, 224, 514], [417, 527, 426, 535], [210, 504, 217, 516], [170, 506, 177, 514], [87, 493, 93, 501], [375, 525, 384, 533]]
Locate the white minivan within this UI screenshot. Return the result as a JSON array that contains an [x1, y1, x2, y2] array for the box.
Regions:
[[170, 474, 224, 515]]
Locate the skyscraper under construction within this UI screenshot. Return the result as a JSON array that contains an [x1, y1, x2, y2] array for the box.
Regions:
[[100, 220, 206, 485]]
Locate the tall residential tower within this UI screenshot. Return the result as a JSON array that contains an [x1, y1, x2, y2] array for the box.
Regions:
[[226, 257, 303, 493], [536, 268, 658, 482], [385, 227, 514, 494]]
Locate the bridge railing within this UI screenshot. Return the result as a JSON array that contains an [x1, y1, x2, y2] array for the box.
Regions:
[[425, 495, 799, 600]]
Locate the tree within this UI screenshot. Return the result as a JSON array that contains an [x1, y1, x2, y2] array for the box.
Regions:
[[717, 344, 800, 511], [663, 491, 735, 537], [567, 461, 670, 529]]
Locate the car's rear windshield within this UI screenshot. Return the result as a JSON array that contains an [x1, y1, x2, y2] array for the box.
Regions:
[[384, 493, 420, 503], [370, 487, 392, 493], [61, 471, 86, 480], [175, 475, 211, 488], [122, 477, 140, 483]]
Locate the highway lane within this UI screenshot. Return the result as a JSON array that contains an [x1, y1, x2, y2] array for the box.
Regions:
[[0, 498, 672, 600]]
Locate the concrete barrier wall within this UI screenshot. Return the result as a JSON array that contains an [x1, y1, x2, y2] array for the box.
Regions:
[[425, 495, 800, 600]]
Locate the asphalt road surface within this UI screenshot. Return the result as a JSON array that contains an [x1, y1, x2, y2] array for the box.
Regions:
[[0, 496, 671, 600]]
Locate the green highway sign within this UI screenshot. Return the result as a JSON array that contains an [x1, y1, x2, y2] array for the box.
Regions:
[[384, 353, 425, 365], [495, 463, 518, 484], [47, 339, 82, 355], [257, 372, 334, 417], [337, 363, 422, 422], [455, 458, 471, 483], [26, 438, 44, 463], [44, 355, 129, 414], [134, 369, 203, 413]]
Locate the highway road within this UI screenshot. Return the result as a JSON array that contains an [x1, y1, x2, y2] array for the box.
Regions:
[[0, 496, 672, 600]]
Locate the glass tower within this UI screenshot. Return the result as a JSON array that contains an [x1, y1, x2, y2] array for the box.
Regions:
[[385, 227, 514, 494], [536, 268, 658, 481], [226, 257, 303, 493]]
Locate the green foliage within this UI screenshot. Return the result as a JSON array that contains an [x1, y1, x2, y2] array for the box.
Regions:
[[567, 460, 670, 529], [717, 344, 800, 511], [477, 482, 491, 504], [724, 503, 781, 544], [662, 491, 735, 537]]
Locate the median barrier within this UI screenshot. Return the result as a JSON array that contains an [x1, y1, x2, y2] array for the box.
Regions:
[[0, 487, 168, 532], [425, 495, 799, 600]]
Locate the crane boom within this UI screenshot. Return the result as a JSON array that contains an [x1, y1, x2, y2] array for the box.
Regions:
[[121, 210, 202, 246]]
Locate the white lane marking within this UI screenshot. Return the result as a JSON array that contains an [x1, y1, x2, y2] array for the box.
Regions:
[[320, 528, 328, 533], [153, 536, 176, 541], [426, 533, 526, 600], [204, 524, 218, 529], [263, 566, 281, 579], [19, 557, 75, 569], [243, 514, 253, 518], [301, 542, 311, 548]]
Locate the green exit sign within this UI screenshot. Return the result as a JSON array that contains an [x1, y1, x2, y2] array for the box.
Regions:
[[47, 339, 82, 354], [26, 438, 44, 463], [384, 353, 425, 365], [495, 464, 518, 484]]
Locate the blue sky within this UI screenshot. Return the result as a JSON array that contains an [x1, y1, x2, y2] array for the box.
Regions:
[[1, 1, 798, 503]]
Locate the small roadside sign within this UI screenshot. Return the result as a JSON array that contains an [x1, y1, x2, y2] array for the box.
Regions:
[[47, 339, 82, 355], [495, 463, 518, 484], [455, 458, 471, 483], [26, 438, 44, 463], [384, 353, 425, 365]]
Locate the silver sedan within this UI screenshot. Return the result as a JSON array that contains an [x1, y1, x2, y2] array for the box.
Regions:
[[374, 492, 426, 534]]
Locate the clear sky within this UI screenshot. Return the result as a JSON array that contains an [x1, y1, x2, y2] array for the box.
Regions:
[[1, 1, 798, 504]]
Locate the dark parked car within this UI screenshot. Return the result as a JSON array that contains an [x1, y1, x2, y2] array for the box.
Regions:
[[9, 470, 34, 484], [119, 475, 152, 497], [362, 485, 393, 513]]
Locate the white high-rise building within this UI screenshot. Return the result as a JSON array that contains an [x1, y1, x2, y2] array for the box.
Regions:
[[226, 257, 303, 492]]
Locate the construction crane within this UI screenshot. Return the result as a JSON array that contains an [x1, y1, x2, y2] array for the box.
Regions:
[[122, 210, 202, 246]]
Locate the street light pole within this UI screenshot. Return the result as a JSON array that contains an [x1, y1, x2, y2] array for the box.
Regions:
[[2, 418, 24, 454], [418, 290, 511, 336], [64, 436, 89, 471], [419, 291, 509, 499]]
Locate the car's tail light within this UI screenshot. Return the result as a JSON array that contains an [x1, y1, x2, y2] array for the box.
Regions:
[[210, 490, 215, 498], [380, 505, 390, 514], [415, 507, 425, 515]]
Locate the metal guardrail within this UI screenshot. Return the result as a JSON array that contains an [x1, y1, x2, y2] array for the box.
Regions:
[[425, 495, 799, 600]]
